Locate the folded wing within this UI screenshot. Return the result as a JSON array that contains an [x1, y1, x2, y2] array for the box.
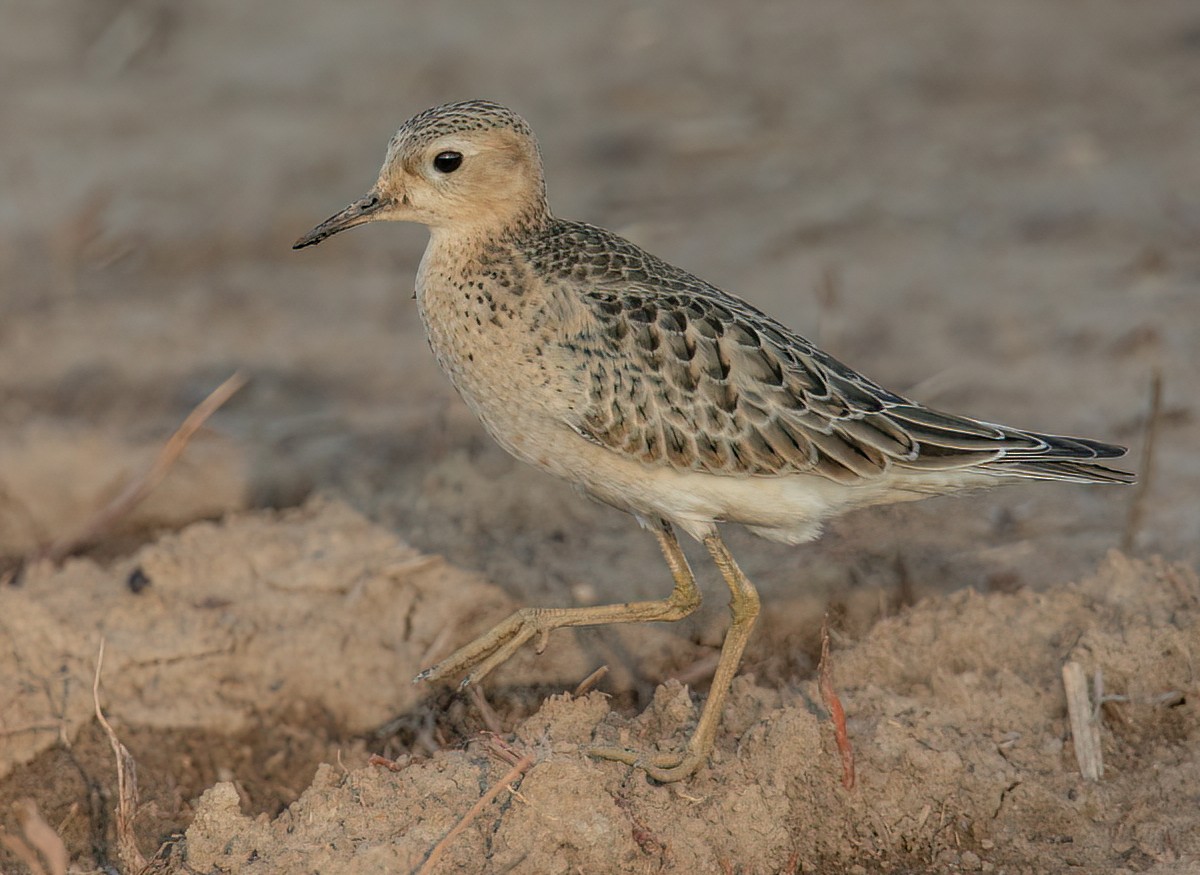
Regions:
[[569, 279, 1131, 487]]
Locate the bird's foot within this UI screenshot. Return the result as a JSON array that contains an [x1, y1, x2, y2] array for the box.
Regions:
[[414, 607, 559, 688]]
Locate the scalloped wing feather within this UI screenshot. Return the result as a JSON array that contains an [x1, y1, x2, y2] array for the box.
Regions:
[[530, 222, 1132, 487]]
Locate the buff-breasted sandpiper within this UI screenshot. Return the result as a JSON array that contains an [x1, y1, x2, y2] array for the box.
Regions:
[[294, 99, 1133, 782]]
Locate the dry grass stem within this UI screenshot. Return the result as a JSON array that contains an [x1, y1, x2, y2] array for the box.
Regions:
[[93, 638, 149, 873], [1122, 367, 1162, 552], [572, 664, 609, 697], [818, 613, 856, 790], [467, 685, 505, 736], [1063, 661, 1104, 781], [480, 733, 524, 768], [367, 753, 409, 772], [416, 753, 535, 874], [43, 370, 247, 562]]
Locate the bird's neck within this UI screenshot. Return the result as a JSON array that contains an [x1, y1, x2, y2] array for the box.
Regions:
[[426, 191, 551, 244]]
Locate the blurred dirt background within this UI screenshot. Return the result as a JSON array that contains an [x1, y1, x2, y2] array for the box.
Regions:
[[2, 1, 1199, 872]]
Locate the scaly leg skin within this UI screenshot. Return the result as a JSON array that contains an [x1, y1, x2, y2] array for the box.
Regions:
[[587, 531, 761, 782], [415, 522, 702, 688]]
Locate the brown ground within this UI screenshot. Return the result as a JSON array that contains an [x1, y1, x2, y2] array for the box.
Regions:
[[2, 2, 1199, 873]]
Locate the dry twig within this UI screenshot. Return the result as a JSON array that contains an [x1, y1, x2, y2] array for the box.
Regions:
[[1063, 661, 1103, 781], [42, 371, 247, 562], [93, 638, 149, 873], [467, 685, 505, 736], [415, 753, 535, 874], [480, 733, 525, 768], [1122, 367, 1162, 552], [572, 664, 609, 697], [818, 613, 855, 790], [367, 753, 408, 772]]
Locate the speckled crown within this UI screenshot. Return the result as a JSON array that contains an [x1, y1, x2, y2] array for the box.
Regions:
[[393, 99, 535, 150]]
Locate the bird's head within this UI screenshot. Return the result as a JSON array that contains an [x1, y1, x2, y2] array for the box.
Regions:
[[294, 99, 549, 249]]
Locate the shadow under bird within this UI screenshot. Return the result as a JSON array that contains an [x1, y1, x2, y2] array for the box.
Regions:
[[294, 99, 1133, 782]]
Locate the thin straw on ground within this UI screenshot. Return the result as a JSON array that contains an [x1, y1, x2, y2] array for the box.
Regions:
[[43, 371, 247, 563], [818, 614, 855, 790], [415, 753, 535, 874], [93, 638, 149, 873], [1122, 367, 1162, 552]]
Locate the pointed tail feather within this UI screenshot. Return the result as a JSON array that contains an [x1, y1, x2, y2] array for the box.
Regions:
[[981, 429, 1134, 484], [887, 403, 1135, 485], [984, 458, 1136, 485]]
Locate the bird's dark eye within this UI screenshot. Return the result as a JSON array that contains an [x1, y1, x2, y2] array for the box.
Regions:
[[433, 151, 463, 173]]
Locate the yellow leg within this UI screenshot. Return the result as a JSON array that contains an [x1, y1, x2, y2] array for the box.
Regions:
[[588, 530, 760, 782], [415, 522, 702, 687]]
